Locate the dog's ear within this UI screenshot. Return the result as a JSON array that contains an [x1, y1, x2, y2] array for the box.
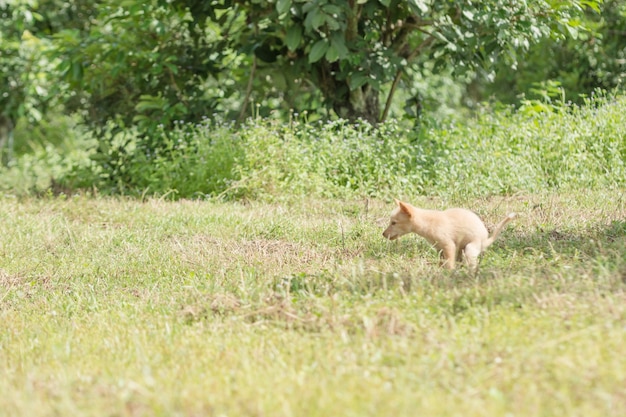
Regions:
[[397, 201, 412, 217]]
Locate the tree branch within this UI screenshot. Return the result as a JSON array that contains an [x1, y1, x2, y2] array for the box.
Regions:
[[380, 35, 436, 122], [346, 0, 360, 42], [238, 55, 257, 123], [166, 66, 188, 107]]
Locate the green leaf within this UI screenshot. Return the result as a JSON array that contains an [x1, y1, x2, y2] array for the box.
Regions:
[[286, 26, 302, 51], [276, 0, 292, 15], [135, 95, 166, 112], [325, 15, 341, 31], [325, 44, 339, 62], [330, 33, 349, 59], [305, 9, 327, 31], [566, 24, 579, 39], [348, 72, 368, 90], [164, 62, 178, 74], [322, 5, 343, 15], [312, 12, 326, 30], [71, 61, 83, 82], [408, 0, 429, 14], [580, 0, 602, 13], [309, 39, 329, 63], [462, 10, 474, 20]]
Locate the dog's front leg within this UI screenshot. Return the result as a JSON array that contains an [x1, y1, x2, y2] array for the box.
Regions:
[[439, 244, 457, 270]]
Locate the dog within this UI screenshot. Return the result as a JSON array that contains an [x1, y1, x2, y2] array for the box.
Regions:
[[383, 199, 516, 271]]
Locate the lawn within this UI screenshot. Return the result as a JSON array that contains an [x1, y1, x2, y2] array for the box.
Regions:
[[1, 191, 625, 416]]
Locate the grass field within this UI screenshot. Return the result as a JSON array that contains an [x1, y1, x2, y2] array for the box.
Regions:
[[1, 190, 625, 416]]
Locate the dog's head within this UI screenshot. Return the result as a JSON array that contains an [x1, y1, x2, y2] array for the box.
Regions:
[[382, 199, 414, 241]]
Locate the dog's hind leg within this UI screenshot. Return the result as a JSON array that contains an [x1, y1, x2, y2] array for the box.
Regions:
[[463, 242, 482, 273]]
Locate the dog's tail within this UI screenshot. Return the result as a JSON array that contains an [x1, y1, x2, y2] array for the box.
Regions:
[[483, 213, 517, 249]]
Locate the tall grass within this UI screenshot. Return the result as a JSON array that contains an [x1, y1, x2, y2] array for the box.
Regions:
[[1, 93, 625, 200]]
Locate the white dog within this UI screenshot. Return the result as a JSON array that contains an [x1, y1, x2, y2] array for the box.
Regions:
[[383, 199, 516, 271]]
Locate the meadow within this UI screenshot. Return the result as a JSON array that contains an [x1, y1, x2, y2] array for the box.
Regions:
[[1, 94, 626, 416], [1, 190, 625, 416]]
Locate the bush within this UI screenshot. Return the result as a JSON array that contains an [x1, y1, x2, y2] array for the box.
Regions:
[[0, 114, 95, 195], [226, 117, 438, 200], [425, 93, 626, 197], [2, 93, 625, 200], [62, 119, 244, 198], [222, 93, 626, 201]]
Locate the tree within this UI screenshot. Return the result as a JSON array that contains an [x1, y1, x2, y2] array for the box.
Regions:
[[0, 0, 99, 162], [0, 1, 49, 149], [474, 0, 624, 105], [51, 0, 600, 133], [232, 0, 601, 123], [53, 0, 237, 138]]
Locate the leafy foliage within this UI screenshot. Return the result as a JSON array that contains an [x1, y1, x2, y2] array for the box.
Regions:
[[0, 0, 620, 188], [41, 0, 603, 137], [53, 0, 239, 138], [479, 0, 626, 104], [225, 93, 626, 200], [0, 0, 99, 163], [0, 4, 55, 124], [229, 0, 601, 123], [3, 93, 624, 200], [0, 0, 613, 134]]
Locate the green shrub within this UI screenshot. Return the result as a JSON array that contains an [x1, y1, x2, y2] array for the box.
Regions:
[[227, 117, 437, 200], [2, 93, 625, 200], [121, 120, 244, 198], [0, 115, 95, 195], [60, 119, 244, 198], [212, 93, 626, 201], [415, 93, 626, 198]]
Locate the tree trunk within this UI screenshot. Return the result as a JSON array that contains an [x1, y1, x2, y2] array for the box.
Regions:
[[316, 63, 381, 124], [332, 84, 380, 125], [0, 114, 14, 166]]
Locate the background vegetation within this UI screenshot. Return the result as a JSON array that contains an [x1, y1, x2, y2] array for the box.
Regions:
[[2, 92, 625, 201], [1, 0, 625, 198]]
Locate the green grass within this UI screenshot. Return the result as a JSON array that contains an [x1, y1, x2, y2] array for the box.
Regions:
[[1, 191, 625, 416]]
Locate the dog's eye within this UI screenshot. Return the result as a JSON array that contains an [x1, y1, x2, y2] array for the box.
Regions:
[[391, 221, 396, 225]]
